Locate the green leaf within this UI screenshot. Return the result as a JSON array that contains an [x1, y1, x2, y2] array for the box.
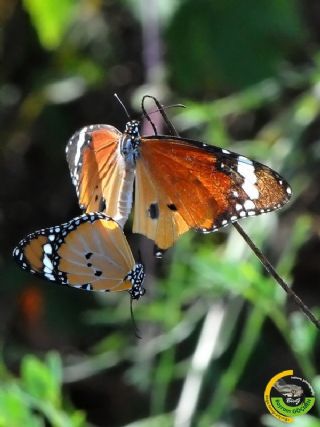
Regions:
[[0, 387, 43, 427], [289, 311, 319, 355], [21, 354, 61, 407], [22, 0, 76, 49], [46, 352, 63, 388]]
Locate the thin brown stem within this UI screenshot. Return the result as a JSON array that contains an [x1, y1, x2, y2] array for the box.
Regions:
[[233, 222, 320, 329]]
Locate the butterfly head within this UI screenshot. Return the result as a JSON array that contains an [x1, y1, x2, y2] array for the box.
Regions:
[[127, 263, 145, 300], [124, 120, 140, 138]]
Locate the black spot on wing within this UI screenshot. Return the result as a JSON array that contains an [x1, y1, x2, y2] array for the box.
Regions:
[[167, 203, 177, 211], [148, 203, 159, 219], [85, 252, 93, 259], [94, 270, 102, 277]]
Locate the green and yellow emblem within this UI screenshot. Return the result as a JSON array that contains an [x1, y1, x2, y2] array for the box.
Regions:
[[264, 370, 315, 423]]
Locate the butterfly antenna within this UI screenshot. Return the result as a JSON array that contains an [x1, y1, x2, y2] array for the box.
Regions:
[[114, 93, 131, 120], [233, 222, 320, 329], [142, 95, 184, 136], [151, 104, 186, 136], [141, 95, 158, 135], [130, 297, 142, 339]]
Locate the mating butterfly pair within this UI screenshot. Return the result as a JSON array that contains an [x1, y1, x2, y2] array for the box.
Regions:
[[13, 100, 291, 299]]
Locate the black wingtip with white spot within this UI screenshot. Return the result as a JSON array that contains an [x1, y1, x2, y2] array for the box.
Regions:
[[195, 176, 292, 235], [13, 212, 113, 286]]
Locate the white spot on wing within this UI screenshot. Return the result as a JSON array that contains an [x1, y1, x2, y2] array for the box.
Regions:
[[242, 182, 259, 199], [73, 128, 87, 183], [237, 156, 259, 199], [43, 255, 53, 271], [243, 200, 255, 210], [75, 128, 87, 164], [43, 244, 52, 254]]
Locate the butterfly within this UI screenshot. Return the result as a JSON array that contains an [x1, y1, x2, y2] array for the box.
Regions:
[[66, 107, 292, 252], [13, 212, 145, 300]]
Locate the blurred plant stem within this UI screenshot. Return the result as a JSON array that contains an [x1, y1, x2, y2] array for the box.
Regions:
[[174, 303, 227, 427], [199, 304, 265, 426], [151, 347, 175, 414]]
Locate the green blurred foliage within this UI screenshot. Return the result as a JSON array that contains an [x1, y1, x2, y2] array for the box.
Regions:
[[167, 0, 305, 94], [0, 353, 85, 427]]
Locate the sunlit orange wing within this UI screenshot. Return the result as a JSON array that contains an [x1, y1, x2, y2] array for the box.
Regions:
[[134, 136, 291, 249], [134, 154, 189, 251], [66, 125, 134, 227], [13, 213, 145, 297]]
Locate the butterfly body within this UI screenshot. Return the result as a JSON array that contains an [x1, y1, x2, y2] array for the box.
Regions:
[[120, 120, 141, 165], [66, 120, 292, 250], [13, 213, 145, 299]]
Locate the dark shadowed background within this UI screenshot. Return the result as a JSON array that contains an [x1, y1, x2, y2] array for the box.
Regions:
[[1, 0, 320, 426]]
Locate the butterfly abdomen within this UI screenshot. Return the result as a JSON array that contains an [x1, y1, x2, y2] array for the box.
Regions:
[[114, 147, 135, 227]]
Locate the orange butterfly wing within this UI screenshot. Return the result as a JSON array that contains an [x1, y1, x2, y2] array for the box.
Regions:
[[66, 125, 134, 227], [13, 213, 144, 293], [58, 217, 135, 291], [134, 137, 291, 249], [134, 151, 189, 250]]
